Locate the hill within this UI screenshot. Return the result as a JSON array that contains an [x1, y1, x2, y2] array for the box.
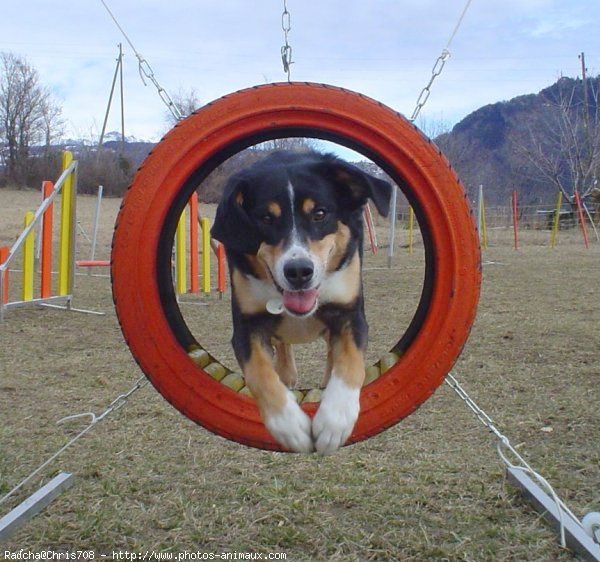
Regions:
[[435, 75, 600, 206]]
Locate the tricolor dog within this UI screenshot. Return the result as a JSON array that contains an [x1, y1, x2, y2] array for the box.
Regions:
[[211, 151, 392, 454]]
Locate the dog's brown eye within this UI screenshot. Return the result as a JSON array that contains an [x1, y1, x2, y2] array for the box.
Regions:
[[260, 214, 274, 225], [312, 208, 328, 222]]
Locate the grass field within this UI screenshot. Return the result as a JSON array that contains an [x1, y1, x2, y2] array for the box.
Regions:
[[0, 187, 598, 561]]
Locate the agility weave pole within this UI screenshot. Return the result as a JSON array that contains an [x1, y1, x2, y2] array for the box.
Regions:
[[174, 191, 227, 297], [75, 184, 112, 273], [0, 153, 78, 321]]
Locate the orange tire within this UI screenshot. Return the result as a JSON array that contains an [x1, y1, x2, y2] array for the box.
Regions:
[[111, 83, 481, 451]]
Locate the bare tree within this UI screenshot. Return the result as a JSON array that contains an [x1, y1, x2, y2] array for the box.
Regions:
[[416, 115, 453, 140], [164, 87, 202, 130], [521, 76, 600, 205], [41, 101, 65, 156], [0, 52, 63, 186], [253, 137, 318, 152]]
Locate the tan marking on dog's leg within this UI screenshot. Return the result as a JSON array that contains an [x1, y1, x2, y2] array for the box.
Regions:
[[243, 338, 288, 416], [274, 341, 298, 388], [329, 325, 366, 389], [243, 337, 313, 452]]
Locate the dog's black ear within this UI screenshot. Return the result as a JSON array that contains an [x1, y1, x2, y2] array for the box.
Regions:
[[314, 156, 393, 217], [211, 176, 263, 255]]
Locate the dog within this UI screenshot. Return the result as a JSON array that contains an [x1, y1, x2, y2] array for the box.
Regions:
[[211, 150, 392, 454]]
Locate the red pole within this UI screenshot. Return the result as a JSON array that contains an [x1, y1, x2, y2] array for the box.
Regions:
[[217, 243, 226, 295], [41, 181, 54, 298], [0, 246, 9, 304], [189, 192, 199, 293], [512, 190, 518, 251], [574, 191, 590, 249]]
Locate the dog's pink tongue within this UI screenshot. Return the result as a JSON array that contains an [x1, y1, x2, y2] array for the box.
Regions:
[[283, 289, 319, 315]]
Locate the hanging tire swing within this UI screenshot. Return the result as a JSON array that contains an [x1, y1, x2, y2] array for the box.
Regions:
[[111, 82, 481, 452]]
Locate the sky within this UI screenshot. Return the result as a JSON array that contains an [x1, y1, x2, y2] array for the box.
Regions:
[[1, 0, 599, 144]]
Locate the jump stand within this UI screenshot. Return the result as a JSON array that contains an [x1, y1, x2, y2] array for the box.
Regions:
[[0, 152, 103, 321]]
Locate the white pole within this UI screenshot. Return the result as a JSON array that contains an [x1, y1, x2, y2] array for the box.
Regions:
[[90, 185, 104, 262], [582, 201, 599, 242], [477, 184, 483, 236], [387, 186, 398, 268], [0, 269, 5, 322]]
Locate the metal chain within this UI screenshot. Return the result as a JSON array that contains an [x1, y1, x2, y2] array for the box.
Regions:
[[136, 57, 183, 121], [410, 50, 451, 122], [409, 0, 475, 123], [281, 0, 293, 81], [99, 0, 183, 121]]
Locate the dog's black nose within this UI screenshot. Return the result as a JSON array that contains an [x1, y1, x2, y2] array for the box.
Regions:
[[283, 258, 314, 289]]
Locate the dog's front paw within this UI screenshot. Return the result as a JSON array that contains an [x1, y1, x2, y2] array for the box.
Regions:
[[312, 375, 360, 455], [264, 391, 314, 453]]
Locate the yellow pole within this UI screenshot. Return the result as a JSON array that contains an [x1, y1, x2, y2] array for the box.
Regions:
[[408, 206, 414, 255], [175, 209, 187, 295], [550, 191, 563, 248], [58, 151, 75, 296], [22, 212, 35, 301], [201, 217, 211, 293]]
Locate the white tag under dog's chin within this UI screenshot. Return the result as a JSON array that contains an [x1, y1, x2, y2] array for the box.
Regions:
[[266, 298, 284, 315]]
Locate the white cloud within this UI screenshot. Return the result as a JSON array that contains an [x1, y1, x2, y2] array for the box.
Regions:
[[529, 14, 592, 38]]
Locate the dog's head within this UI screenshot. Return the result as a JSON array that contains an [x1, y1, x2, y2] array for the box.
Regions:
[[212, 151, 393, 316]]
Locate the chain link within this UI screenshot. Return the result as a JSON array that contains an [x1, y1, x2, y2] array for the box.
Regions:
[[409, 0, 475, 123], [136, 55, 183, 121], [281, 0, 293, 81], [409, 49, 451, 122]]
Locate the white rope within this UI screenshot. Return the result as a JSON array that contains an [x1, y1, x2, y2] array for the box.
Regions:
[[98, 0, 183, 121], [0, 377, 148, 507], [445, 373, 585, 549], [444, 0, 475, 51], [409, 0, 475, 122]]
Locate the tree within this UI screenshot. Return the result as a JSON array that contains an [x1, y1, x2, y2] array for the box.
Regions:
[[253, 137, 318, 152], [41, 101, 65, 156], [520, 76, 600, 207], [0, 52, 63, 186], [164, 87, 202, 130]]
